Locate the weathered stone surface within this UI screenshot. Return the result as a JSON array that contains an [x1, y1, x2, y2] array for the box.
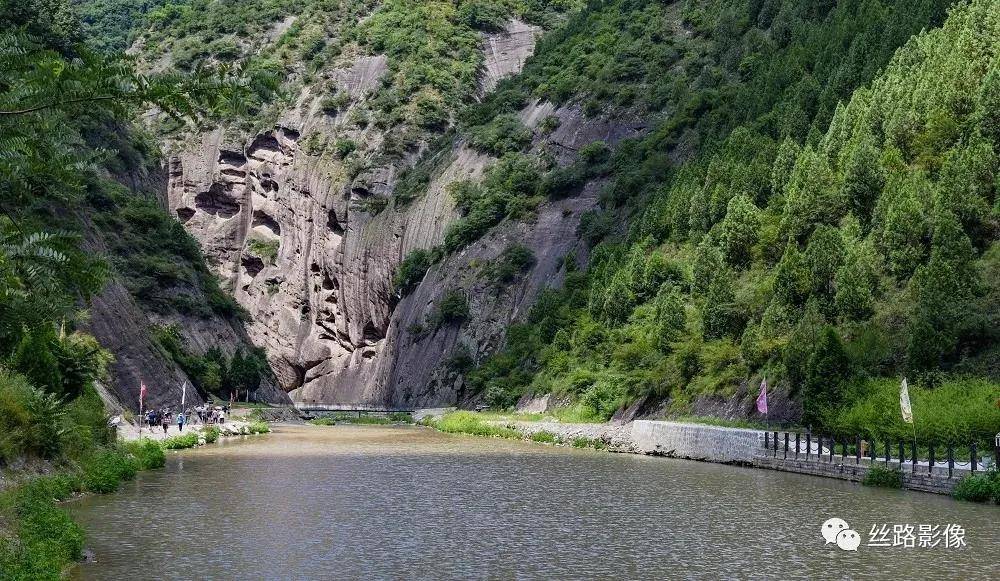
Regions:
[[163, 21, 645, 409], [83, 278, 200, 411], [479, 20, 541, 95]]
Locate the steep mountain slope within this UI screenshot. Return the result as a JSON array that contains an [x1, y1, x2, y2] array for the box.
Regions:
[[0, 0, 287, 412], [88, 0, 973, 412], [471, 0, 1000, 442], [115, 0, 625, 405]]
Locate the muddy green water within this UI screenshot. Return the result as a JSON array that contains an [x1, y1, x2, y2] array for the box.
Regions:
[[68, 424, 997, 580]]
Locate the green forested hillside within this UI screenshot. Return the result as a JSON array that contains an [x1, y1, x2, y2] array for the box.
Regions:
[[31, 0, 1000, 448], [466, 0, 999, 445]]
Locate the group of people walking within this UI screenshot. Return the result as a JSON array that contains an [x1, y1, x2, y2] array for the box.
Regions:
[[144, 408, 181, 434], [194, 404, 229, 425], [143, 404, 229, 434]]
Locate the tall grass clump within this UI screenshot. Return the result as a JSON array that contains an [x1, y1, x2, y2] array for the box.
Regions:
[[308, 417, 337, 426], [121, 439, 166, 470], [427, 411, 519, 439], [862, 466, 903, 489], [570, 436, 607, 450], [162, 432, 199, 450], [81, 448, 139, 493], [952, 470, 1000, 503], [530, 430, 560, 444], [202, 425, 221, 443]]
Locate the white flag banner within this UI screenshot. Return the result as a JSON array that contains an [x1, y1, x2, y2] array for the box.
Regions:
[[900, 377, 913, 424]]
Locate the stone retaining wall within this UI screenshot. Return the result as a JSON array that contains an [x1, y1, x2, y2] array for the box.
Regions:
[[630, 420, 767, 463]]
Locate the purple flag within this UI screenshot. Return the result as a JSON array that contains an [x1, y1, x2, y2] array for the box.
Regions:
[[756, 377, 768, 414]]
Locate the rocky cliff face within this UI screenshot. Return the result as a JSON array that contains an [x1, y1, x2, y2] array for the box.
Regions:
[[164, 20, 644, 408], [79, 208, 289, 411]]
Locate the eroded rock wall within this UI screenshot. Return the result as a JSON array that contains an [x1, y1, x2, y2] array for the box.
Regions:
[[165, 19, 645, 408]]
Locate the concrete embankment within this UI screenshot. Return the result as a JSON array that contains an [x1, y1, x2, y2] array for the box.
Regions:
[[461, 416, 976, 496]]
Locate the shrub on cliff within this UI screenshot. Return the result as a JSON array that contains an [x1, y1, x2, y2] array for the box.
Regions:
[[394, 249, 433, 296], [467, 114, 532, 156], [429, 290, 470, 328], [482, 245, 535, 285]]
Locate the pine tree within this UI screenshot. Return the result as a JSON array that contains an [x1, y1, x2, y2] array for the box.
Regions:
[[703, 272, 739, 340], [840, 137, 885, 227], [782, 298, 825, 392], [804, 225, 844, 306], [692, 239, 724, 295], [781, 145, 845, 240], [834, 241, 878, 322], [975, 63, 1000, 143], [654, 285, 686, 350], [875, 176, 929, 279], [907, 210, 979, 370], [773, 242, 812, 306], [802, 326, 852, 428], [719, 194, 762, 268], [769, 137, 800, 202]]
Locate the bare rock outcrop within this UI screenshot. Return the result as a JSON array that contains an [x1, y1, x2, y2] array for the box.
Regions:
[[479, 20, 541, 95], [164, 20, 645, 409]]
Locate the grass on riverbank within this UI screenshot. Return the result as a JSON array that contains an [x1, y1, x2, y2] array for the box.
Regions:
[[308, 413, 413, 426], [420, 411, 520, 439], [0, 421, 270, 579], [0, 439, 164, 579], [421, 412, 614, 451], [471, 405, 606, 424], [465, 409, 769, 430]]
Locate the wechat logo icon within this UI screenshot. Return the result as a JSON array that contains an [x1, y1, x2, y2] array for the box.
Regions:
[[822, 518, 860, 552]]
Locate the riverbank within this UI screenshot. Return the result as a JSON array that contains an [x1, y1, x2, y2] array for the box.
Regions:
[[67, 424, 1000, 579], [117, 419, 269, 443], [0, 421, 270, 578], [417, 411, 1000, 500]]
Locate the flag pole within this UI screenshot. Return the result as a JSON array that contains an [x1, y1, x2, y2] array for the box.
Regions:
[[764, 375, 769, 431], [903, 376, 917, 469], [138, 380, 144, 437]]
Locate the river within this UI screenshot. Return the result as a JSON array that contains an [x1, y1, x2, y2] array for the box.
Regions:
[[68, 424, 998, 580]]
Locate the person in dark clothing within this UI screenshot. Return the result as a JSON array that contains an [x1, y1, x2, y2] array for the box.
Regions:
[[161, 411, 169, 434]]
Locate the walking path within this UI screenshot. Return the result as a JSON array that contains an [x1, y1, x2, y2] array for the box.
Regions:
[[117, 420, 254, 442]]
